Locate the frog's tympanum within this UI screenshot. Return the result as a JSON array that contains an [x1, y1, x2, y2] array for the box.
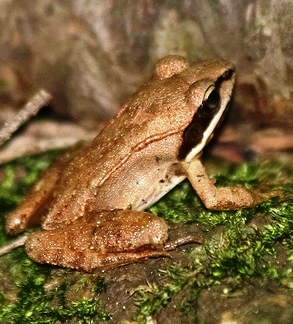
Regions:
[[6, 56, 273, 272]]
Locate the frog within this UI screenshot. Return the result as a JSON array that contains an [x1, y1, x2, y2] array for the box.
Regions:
[[5, 55, 274, 272]]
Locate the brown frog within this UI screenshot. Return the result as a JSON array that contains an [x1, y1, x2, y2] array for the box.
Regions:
[[5, 55, 273, 272]]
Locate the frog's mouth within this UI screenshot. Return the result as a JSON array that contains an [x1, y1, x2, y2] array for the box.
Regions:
[[206, 132, 214, 146], [207, 98, 231, 141]]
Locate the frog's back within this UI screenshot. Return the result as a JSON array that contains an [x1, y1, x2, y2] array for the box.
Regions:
[[43, 75, 190, 229], [43, 55, 234, 230]]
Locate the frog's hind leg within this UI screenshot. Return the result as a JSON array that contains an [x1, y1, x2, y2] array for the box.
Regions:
[[6, 144, 86, 235], [25, 209, 169, 272], [26, 245, 169, 272]]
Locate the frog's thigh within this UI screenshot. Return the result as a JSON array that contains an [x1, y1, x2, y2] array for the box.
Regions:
[[182, 159, 273, 210], [25, 209, 169, 272]]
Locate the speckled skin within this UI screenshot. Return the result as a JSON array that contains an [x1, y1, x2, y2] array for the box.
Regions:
[[7, 55, 271, 272]]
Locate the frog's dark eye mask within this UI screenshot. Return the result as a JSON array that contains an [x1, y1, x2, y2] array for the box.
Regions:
[[178, 68, 234, 161]]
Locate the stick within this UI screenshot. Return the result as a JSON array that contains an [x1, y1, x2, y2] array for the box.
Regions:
[[0, 89, 52, 146], [0, 235, 27, 256]]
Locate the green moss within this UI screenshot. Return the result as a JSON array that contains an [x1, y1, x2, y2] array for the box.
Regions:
[[0, 153, 292, 323], [0, 249, 110, 323], [0, 152, 110, 323], [0, 273, 109, 323], [135, 161, 293, 321], [0, 152, 60, 247], [0, 152, 59, 210]]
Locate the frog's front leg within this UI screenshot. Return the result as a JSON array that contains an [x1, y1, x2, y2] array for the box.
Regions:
[[182, 159, 277, 210], [25, 210, 169, 272]]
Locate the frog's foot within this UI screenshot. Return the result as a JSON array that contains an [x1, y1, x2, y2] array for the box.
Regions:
[[201, 186, 281, 210], [247, 189, 282, 207], [25, 209, 169, 272], [164, 234, 203, 251], [183, 159, 282, 210]]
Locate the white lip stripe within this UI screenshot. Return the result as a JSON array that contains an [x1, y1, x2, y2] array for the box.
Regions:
[[185, 95, 231, 162], [136, 95, 231, 211]]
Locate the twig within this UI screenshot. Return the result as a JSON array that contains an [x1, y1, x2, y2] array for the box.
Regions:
[[0, 89, 52, 146], [0, 235, 27, 256]]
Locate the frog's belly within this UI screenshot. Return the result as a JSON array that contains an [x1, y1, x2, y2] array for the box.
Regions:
[[136, 172, 186, 210], [88, 132, 185, 211], [92, 158, 186, 212]]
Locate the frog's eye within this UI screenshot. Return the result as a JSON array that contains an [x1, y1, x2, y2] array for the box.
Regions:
[[199, 86, 221, 116], [203, 86, 221, 113]]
